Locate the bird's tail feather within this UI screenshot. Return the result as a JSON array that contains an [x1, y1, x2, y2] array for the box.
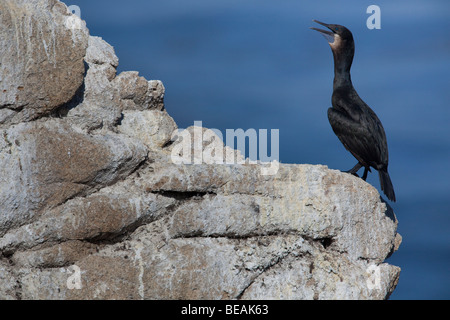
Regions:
[[379, 169, 396, 202]]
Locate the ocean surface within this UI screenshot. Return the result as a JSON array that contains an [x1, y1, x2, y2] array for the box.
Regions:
[[64, 0, 450, 299]]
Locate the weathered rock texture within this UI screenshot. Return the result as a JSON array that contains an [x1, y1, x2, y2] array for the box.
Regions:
[[0, 0, 89, 124], [0, 1, 401, 300]]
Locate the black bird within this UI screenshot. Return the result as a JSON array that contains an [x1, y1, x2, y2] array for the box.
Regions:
[[311, 20, 396, 202]]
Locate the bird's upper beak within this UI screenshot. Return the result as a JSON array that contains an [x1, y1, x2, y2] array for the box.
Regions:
[[310, 20, 335, 44]]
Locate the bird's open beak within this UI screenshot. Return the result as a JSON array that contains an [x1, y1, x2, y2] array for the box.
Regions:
[[310, 20, 335, 44]]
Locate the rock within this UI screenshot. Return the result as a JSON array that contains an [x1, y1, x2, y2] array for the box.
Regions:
[[0, 183, 175, 255], [0, 262, 17, 300], [118, 109, 177, 150], [0, 120, 147, 235], [65, 36, 166, 133], [0, 0, 401, 300], [66, 102, 123, 133], [85, 36, 119, 69], [113, 71, 166, 111], [11, 240, 98, 268], [64, 36, 121, 132], [139, 161, 398, 263], [0, 0, 89, 124]]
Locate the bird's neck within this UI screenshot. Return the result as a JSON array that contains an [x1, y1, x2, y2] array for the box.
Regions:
[[333, 72, 352, 90], [332, 47, 354, 90]]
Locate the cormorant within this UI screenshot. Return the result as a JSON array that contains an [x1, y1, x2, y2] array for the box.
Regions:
[[311, 20, 396, 202]]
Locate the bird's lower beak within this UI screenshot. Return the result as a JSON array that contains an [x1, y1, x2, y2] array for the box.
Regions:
[[310, 20, 335, 44]]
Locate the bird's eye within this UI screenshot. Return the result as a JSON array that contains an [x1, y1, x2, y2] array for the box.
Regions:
[[335, 27, 339, 31]]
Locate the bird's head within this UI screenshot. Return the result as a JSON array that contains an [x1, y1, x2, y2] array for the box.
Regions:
[[310, 20, 354, 51]]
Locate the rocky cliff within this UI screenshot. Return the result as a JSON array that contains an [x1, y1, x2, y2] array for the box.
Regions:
[[0, 0, 401, 300]]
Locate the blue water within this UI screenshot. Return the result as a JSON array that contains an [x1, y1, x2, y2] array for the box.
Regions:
[[64, 0, 450, 299]]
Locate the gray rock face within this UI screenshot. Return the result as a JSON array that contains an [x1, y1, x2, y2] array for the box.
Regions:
[[0, 0, 89, 124], [0, 1, 401, 300]]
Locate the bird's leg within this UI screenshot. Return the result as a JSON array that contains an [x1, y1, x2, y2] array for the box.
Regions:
[[361, 167, 372, 181], [345, 162, 362, 177]]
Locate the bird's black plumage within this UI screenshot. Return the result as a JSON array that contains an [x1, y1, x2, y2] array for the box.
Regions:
[[311, 20, 396, 202]]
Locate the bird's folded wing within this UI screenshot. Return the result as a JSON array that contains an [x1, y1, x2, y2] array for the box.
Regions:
[[328, 107, 384, 167]]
